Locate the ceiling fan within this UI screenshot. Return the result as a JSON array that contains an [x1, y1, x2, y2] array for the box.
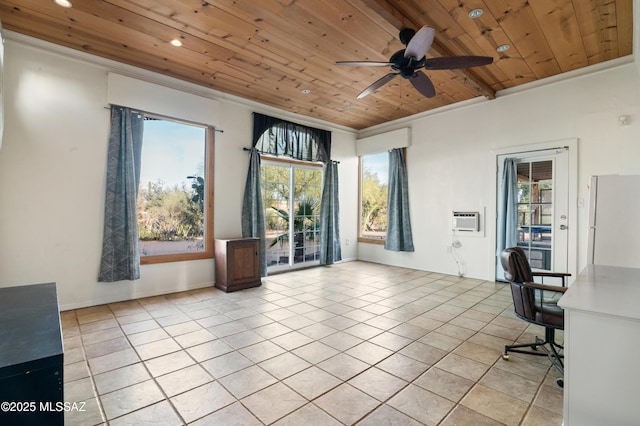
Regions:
[[336, 26, 493, 99]]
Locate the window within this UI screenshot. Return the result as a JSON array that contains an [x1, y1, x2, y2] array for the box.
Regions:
[[137, 115, 214, 264], [359, 151, 389, 242]]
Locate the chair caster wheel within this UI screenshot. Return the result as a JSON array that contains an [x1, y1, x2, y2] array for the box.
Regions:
[[531, 345, 539, 351], [557, 379, 564, 388], [502, 354, 509, 360]]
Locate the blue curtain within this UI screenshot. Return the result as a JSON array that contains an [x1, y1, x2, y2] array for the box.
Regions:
[[497, 157, 519, 258], [385, 148, 414, 252], [320, 161, 341, 264], [241, 148, 267, 276], [98, 106, 144, 282]]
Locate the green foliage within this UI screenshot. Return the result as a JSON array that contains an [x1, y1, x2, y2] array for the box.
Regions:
[[268, 198, 319, 248], [262, 165, 322, 234], [137, 177, 204, 241], [361, 168, 388, 232], [260, 164, 322, 256], [188, 175, 205, 206]]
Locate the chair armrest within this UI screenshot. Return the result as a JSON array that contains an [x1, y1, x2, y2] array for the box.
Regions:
[[532, 272, 571, 277], [532, 271, 571, 287], [524, 281, 568, 293]]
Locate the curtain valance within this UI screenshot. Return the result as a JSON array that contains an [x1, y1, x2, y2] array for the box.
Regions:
[[252, 112, 331, 163]]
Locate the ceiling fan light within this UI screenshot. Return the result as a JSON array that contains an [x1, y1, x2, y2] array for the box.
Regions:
[[53, 0, 73, 8], [468, 9, 483, 19], [497, 44, 510, 52]]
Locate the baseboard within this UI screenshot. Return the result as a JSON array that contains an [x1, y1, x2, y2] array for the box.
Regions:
[[59, 258, 359, 311], [58, 281, 215, 311]]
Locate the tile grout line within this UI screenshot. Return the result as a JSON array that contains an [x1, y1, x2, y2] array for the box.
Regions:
[[64, 263, 562, 425]]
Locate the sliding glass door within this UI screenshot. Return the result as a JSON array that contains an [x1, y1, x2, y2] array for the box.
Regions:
[[261, 161, 322, 272]]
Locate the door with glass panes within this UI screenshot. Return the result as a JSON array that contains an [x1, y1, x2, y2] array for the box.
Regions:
[[261, 161, 322, 272], [496, 149, 569, 279]]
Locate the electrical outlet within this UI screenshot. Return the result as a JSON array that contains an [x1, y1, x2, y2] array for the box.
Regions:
[[345, 239, 350, 246]]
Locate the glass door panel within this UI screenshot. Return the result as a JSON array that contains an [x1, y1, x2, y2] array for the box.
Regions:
[[516, 160, 553, 270], [292, 167, 322, 265], [262, 164, 290, 269], [262, 162, 322, 272]]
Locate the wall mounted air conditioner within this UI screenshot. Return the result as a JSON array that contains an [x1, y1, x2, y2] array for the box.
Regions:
[[452, 211, 480, 232]]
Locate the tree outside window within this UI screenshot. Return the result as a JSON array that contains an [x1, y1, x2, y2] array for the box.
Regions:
[[360, 152, 388, 241], [137, 117, 214, 263]]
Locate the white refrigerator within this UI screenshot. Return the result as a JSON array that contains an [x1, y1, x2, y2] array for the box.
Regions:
[[587, 175, 640, 268]]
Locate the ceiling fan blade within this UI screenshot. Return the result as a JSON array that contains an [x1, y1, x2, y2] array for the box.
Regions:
[[409, 71, 436, 98], [424, 56, 493, 70], [405, 26, 435, 60], [357, 73, 398, 99], [335, 61, 393, 67]]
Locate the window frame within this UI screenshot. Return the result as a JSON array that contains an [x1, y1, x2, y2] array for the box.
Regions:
[[358, 151, 389, 245], [357, 147, 409, 244], [139, 116, 215, 265]]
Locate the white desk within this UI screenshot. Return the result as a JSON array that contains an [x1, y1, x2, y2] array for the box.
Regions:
[[558, 265, 640, 426]]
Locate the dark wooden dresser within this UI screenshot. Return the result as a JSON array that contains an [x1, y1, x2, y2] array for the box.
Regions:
[[0, 282, 64, 425], [214, 238, 262, 292]]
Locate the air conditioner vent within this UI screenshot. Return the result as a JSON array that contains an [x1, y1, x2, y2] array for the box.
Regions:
[[452, 211, 479, 232]]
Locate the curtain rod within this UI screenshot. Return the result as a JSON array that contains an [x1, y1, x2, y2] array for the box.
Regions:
[[243, 147, 339, 164], [103, 105, 224, 133]]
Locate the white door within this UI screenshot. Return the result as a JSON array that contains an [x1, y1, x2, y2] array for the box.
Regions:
[[496, 148, 569, 280]]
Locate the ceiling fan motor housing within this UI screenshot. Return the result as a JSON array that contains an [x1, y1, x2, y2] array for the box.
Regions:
[[390, 50, 426, 78], [398, 28, 416, 45]]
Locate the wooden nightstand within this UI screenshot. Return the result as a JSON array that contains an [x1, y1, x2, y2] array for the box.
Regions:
[[214, 238, 262, 292]]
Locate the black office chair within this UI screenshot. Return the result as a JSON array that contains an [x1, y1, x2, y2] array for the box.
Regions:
[[500, 247, 570, 387]]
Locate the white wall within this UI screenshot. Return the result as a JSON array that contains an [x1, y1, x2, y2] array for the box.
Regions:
[[1, 34, 639, 310], [0, 36, 358, 309], [358, 59, 640, 281]]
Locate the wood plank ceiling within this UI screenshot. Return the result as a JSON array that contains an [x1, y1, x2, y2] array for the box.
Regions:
[[0, 0, 633, 130]]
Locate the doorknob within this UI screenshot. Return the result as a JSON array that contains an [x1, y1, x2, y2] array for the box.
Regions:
[[559, 224, 568, 230]]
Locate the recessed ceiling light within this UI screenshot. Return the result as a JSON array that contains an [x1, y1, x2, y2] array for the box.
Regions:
[[53, 0, 72, 8], [301, 89, 311, 94], [170, 39, 183, 47], [497, 44, 510, 52], [468, 8, 483, 19]]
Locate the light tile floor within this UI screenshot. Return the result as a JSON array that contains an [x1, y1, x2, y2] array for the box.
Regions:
[[61, 261, 564, 425]]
